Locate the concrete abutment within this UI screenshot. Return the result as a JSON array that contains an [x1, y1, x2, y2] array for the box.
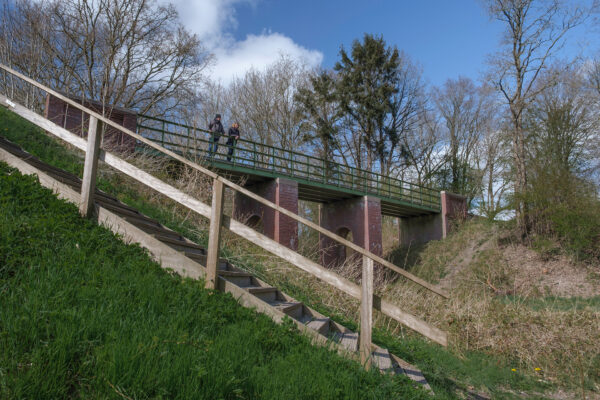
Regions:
[[398, 191, 467, 247]]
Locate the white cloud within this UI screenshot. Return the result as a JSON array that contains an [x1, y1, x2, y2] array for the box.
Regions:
[[211, 33, 323, 83], [164, 0, 323, 85]]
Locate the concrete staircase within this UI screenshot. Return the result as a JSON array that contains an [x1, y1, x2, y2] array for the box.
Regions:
[[0, 134, 432, 391]]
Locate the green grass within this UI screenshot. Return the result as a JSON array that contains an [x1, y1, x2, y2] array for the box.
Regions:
[[0, 107, 558, 398], [499, 295, 600, 311], [0, 162, 431, 399]]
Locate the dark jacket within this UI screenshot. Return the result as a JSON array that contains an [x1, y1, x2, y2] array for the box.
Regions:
[[209, 118, 224, 137], [227, 127, 240, 140]]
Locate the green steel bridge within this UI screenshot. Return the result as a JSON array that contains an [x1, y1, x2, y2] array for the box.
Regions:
[[136, 115, 441, 218]]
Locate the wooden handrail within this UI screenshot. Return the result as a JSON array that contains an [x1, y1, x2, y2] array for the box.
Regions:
[[0, 91, 448, 346], [0, 62, 448, 298]]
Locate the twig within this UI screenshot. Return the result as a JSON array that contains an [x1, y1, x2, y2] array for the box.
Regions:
[[106, 380, 133, 400]]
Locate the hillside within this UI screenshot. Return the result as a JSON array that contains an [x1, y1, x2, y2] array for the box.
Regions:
[[0, 162, 431, 399], [385, 219, 600, 398], [1, 106, 598, 399]]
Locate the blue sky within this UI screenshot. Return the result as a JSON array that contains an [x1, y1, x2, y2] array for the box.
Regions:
[[168, 0, 597, 86], [232, 0, 503, 86]]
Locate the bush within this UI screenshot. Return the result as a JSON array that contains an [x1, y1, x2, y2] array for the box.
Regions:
[[526, 167, 600, 261]]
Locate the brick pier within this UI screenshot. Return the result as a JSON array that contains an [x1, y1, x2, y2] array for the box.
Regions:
[[319, 196, 383, 268], [233, 178, 299, 250]]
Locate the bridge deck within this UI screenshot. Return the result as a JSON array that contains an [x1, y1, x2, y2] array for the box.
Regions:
[[136, 115, 441, 218]]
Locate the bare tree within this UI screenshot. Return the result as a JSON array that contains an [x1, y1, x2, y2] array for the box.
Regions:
[[0, 0, 55, 109], [483, 0, 592, 235], [225, 55, 311, 150], [474, 105, 512, 220], [398, 110, 447, 186], [434, 77, 491, 198], [0, 0, 210, 116], [527, 64, 599, 178]]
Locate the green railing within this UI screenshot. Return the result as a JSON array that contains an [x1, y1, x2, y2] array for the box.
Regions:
[[136, 115, 441, 211]]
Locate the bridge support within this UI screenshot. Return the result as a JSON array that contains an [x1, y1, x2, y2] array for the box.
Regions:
[[399, 191, 467, 246], [233, 178, 299, 250], [319, 196, 383, 268]]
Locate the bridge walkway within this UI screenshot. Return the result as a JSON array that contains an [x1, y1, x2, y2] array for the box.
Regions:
[[137, 115, 441, 218]]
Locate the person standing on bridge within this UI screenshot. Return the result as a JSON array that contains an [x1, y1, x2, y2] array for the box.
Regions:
[[208, 113, 224, 157], [226, 122, 240, 162]]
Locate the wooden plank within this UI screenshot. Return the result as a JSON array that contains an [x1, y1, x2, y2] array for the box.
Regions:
[[0, 70, 447, 298], [205, 179, 224, 289], [360, 255, 374, 369], [79, 116, 102, 217], [0, 93, 448, 346], [0, 147, 81, 205]]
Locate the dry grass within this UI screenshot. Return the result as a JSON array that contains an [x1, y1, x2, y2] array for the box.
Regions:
[[380, 219, 600, 393]]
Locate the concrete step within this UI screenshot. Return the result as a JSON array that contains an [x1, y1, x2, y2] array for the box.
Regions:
[[306, 318, 330, 335], [246, 286, 278, 302], [269, 300, 303, 319], [340, 332, 359, 352], [372, 347, 393, 372], [153, 234, 205, 252], [218, 270, 254, 287], [390, 353, 433, 392], [152, 234, 204, 256], [185, 252, 229, 270], [100, 201, 157, 224], [95, 194, 140, 213], [123, 217, 183, 240]]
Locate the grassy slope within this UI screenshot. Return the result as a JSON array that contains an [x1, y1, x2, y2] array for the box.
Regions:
[[0, 107, 560, 399], [0, 161, 432, 399]]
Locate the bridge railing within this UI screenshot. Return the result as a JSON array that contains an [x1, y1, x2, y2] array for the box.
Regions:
[[0, 64, 449, 370], [137, 115, 441, 210]]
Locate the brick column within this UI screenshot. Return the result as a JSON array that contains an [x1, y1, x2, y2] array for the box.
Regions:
[[233, 178, 299, 250], [319, 196, 382, 268]]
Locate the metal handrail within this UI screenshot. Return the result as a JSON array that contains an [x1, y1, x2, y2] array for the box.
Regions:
[[137, 115, 441, 210]]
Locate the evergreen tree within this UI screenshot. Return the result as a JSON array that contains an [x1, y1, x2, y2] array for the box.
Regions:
[[334, 34, 401, 172]]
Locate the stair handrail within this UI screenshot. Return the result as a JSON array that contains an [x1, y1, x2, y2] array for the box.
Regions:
[[0, 64, 449, 359], [0, 62, 448, 299]]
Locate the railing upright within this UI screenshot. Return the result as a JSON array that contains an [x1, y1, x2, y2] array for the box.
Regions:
[[79, 116, 102, 218], [206, 178, 225, 290], [360, 254, 374, 369]]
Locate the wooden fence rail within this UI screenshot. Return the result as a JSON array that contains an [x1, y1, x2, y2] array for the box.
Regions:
[[0, 63, 449, 352]]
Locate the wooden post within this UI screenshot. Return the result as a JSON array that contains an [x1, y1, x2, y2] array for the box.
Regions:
[[205, 178, 224, 289], [79, 116, 102, 217], [360, 254, 374, 369]]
